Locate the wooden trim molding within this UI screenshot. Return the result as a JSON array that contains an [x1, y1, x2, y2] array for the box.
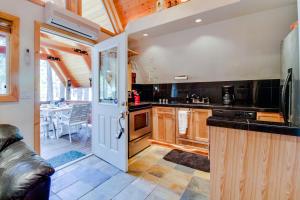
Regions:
[[34, 21, 41, 154], [102, 0, 124, 34], [0, 11, 20, 102], [27, 0, 45, 7]]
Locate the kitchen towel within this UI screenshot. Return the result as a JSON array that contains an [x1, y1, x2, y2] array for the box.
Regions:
[[178, 110, 188, 135]]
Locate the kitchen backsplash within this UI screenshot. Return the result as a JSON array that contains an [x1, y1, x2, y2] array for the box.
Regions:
[[132, 79, 280, 108]]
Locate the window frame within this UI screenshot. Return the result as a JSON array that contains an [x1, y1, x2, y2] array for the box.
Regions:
[[0, 11, 19, 102]]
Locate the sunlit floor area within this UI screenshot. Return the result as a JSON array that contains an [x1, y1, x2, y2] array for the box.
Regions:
[[41, 131, 91, 161], [50, 145, 210, 200]]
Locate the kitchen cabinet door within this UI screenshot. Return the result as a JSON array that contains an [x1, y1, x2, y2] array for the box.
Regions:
[[189, 109, 212, 143], [152, 112, 165, 141], [164, 113, 176, 143], [152, 107, 176, 143]]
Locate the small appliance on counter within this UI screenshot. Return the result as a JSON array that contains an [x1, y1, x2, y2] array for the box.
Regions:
[[222, 85, 235, 105]]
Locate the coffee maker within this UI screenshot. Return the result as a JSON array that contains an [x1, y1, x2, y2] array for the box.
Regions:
[[222, 85, 235, 105]]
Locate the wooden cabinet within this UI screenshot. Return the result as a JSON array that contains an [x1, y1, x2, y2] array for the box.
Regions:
[[257, 112, 284, 123], [210, 126, 300, 200], [176, 108, 212, 151], [152, 107, 176, 144]]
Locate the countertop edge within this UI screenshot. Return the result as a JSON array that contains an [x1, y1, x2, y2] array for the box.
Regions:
[[207, 116, 300, 137], [128, 102, 279, 112]]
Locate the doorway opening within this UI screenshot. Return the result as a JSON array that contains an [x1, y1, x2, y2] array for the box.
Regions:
[[39, 30, 93, 168]]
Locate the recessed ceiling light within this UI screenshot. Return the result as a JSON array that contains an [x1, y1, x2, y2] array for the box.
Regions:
[[143, 33, 149, 37], [195, 19, 202, 23]]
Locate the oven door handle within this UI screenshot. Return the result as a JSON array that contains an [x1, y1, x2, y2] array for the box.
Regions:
[[116, 111, 127, 139]]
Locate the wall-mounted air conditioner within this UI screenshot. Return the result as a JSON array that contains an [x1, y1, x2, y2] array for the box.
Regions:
[[44, 2, 100, 40]]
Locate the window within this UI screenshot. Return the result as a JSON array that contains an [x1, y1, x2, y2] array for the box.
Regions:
[[0, 12, 19, 102], [40, 60, 66, 101], [0, 34, 9, 95], [70, 87, 92, 101], [40, 60, 91, 102]]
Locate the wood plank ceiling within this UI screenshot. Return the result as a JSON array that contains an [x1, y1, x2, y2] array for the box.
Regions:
[[40, 32, 91, 88], [113, 0, 157, 28]]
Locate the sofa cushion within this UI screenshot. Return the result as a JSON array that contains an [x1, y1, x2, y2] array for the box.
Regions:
[[0, 124, 23, 151], [0, 141, 55, 200]]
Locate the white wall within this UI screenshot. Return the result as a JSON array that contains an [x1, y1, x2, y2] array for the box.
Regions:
[[130, 5, 297, 84], [0, 0, 44, 148]]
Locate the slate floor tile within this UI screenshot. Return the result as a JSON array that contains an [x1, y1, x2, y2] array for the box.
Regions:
[[175, 164, 196, 175], [186, 176, 210, 196], [80, 172, 136, 200], [57, 181, 94, 200], [49, 194, 62, 200], [146, 186, 180, 200], [180, 189, 208, 200], [112, 176, 156, 200], [70, 166, 111, 187], [51, 172, 79, 193], [98, 163, 120, 177]]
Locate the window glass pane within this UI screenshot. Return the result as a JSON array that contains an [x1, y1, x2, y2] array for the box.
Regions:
[[99, 47, 118, 103], [82, 0, 114, 33], [52, 69, 62, 100], [0, 33, 9, 95]]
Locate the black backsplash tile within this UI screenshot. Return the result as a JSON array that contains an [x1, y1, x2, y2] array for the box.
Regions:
[[132, 79, 280, 108]]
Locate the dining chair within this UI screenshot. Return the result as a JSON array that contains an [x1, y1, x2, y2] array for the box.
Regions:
[[40, 111, 50, 140], [60, 104, 90, 143]]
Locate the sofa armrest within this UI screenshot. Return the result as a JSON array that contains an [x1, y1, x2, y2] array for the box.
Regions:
[[0, 141, 55, 200]]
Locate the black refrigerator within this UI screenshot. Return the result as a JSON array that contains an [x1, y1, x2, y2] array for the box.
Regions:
[[281, 26, 300, 126]]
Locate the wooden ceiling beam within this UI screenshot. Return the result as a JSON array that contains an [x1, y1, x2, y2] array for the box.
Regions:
[[66, 0, 82, 16], [103, 0, 124, 33], [40, 38, 90, 56], [46, 48, 80, 87], [40, 47, 67, 86], [40, 38, 92, 70]]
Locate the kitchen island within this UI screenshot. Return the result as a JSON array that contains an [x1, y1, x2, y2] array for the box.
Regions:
[[208, 116, 300, 200]]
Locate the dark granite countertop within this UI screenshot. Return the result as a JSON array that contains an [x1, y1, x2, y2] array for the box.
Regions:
[[207, 116, 300, 137], [128, 102, 279, 112]]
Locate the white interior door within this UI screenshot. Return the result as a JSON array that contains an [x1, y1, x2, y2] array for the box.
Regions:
[[92, 33, 128, 172]]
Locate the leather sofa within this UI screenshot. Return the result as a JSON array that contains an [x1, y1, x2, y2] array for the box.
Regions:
[[0, 124, 55, 200]]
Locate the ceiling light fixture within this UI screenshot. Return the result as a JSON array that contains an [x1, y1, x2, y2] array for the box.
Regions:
[[195, 19, 202, 23], [143, 33, 149, 37]]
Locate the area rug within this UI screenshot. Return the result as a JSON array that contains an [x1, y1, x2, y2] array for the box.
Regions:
[[163, 149, 210, 172], [47, 151, 86, 168]]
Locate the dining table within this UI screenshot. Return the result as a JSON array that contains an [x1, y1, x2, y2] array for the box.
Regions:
[[40, 105, 73, 138]]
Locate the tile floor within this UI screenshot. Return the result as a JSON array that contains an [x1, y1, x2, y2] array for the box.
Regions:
[[50, 145, 210, 200]]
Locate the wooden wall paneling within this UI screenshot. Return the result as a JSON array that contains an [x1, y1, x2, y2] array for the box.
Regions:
[[209, 126, 300, 200]]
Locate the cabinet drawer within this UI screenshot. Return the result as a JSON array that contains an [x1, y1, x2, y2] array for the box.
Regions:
[[153, 107, 176, 115]]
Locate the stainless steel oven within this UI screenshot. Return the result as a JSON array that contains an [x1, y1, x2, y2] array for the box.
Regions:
[[129, 108, 152, 157]]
